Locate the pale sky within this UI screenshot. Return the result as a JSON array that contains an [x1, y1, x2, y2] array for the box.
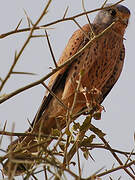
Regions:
[[0, 0, 135, 179]]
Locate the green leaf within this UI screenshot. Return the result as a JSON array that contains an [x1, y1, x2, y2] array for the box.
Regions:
[[93, 111, 101, 120], [80, 69, 85, 76], [89, 125, 106, 138], [65, 128, 71, 136], [80, 115, 92, 131], [81, 134, 96, 146], [59, 142, 65, 151], [51, 129, 60, 136], [72, 122, 80, 131], [83, 150, 89, 160]]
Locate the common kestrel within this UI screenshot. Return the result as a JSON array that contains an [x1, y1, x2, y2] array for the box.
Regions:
[[3, 4, 130, 176]]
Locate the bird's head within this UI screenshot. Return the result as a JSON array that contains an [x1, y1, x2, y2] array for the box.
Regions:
[[93, 4, 130, 35]]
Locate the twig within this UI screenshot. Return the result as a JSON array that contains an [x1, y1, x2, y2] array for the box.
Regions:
[[0, 22, 115, 109], [65, 115, 92, 165], [12, 71, 37, 75], [63, 72, 82, 165], [70, 71, 82, 117], [85, 144, 135, 156], [101, 0, 110, 8], [0, 130, 74, 144], [52, 131, 64, 152], [0, 149, 6, 153], [96, 160, 135, 178], [1, 130, 134, 156], [82, 0, 95, 37], [8, 122, 16, 179], [124, 149, 135, 175], [73, 19, 90, 40], [31, 35, 46, 38], [90, 124, 135, 179], [45, 30, 58, 68], [0, 121, 7, 147], [43, 166, 48, 180], [42, 82, 69, 111], [76, 142, 81, 179], [23, 9, 33, 28], [63, 6, 69, 19], [0, 138, 51, 162], [63, 132, 70, 167], [124, 149, 134, 165], [0, 77, 3, 82], [15, 18, 23, 31], [0, 0, 124, 39], [0, 0, 52, 92], [0, 20, 116, 104]]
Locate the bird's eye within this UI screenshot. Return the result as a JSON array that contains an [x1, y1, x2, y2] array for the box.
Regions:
[[108, 9, 117, 17]]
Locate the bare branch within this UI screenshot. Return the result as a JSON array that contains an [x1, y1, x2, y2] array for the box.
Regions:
[[0, 121, 7, 147], [90, 124, 135, 179], [12, 71, 37, 75], [0, 0, 124, 39], [0, 0, 52, 92], [0, 21, 116, 104], [42, 82, 69, 111], [101, 0, 110, 8], [82, 0, 95, 37], [45, 30, 58, 68], [63, 6, 69, 19], [15, 18, 23, 31], [96, 160, 135, 179], [23, 9, 33, 28]]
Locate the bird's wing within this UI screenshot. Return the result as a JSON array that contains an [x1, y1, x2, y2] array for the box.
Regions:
[[47, 24, 91, 92], [31, 24, 92, 126], [101, 44, 125, 102]]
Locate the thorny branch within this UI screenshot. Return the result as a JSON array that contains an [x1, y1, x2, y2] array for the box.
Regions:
[[0, 130, 135, 156], [0, 0, 134, 179], [0, 21, 116, 104], [0, 0, 124, 39], [90, 124, 135, 179], [0, 0, 52, 92]]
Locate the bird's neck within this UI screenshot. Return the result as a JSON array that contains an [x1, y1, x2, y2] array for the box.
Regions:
[[112, 22, 126, 37], [93, 23, 125, 39]]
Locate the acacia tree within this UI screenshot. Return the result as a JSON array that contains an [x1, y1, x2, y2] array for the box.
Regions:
[[0, 0, 134, 179]]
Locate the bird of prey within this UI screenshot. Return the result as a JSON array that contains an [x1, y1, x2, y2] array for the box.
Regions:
[[3, 4, 130, 176]]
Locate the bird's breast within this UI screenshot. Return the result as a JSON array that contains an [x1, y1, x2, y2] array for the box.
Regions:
[[67, 31, 123, 94]]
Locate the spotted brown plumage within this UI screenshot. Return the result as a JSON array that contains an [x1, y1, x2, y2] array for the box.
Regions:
[[3, 4, 130, 176]]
